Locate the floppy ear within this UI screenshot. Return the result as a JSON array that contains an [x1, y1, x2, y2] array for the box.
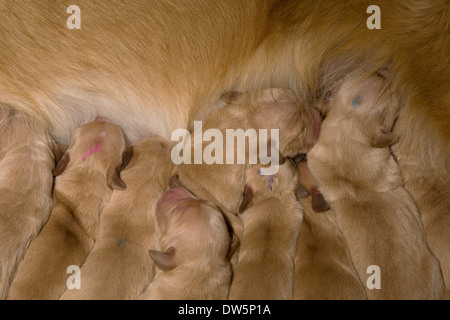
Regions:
[[367, 78, 402, 148], [52, 153, 70, 176], [121, 146, 133, 170], [219, 209, 242, 261], [109, 147, 133, 190], [111, 166, 127, 190], [220, 91, 243, 104], [149, 247, 177, 271], [311, 189, 330, 213], [52, 142, 68, 164], [238, 185, 253, 214], [371, 128, 399, 148], [295, 183, 309, 199], [369, 103, 401, 148]]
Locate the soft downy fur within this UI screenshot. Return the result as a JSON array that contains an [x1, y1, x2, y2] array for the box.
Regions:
[[175, 88, 320, 269], [60, 136, 175, 300], [0, 0, 448, 299], [0, 107, 58, 299], [307, 75, 445, 299], [7, 119, 128, 300], [176, 88, 321, 216], [228, 161, 303, 300], [293, 158, 367, 299], [139, 186, 232, 300], [294, 197, 367, 300]]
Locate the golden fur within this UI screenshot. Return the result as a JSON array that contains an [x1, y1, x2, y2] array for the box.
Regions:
[[177, 88, 320, 215], [60, 136, 175, 300], [294, 197, 367, 300], [307, 75, 445, 299], [228, 161, 303, 300], [0, 0, 448, 299], [139, 187, 232, 300], [7, 120, 128, 299], [0, 108, 57, 299]]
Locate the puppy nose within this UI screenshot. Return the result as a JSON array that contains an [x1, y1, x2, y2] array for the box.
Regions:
[[94, 116, 109, 122]]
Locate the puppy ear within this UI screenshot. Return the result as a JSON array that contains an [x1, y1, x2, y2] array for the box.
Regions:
[[109, 147, 133, 190], [149, 247, 177, 271], [53, 142, 68, 164], [121, 146, 133, 170], [371, 128, 399, 148], [311, 189, 330, 213], [369, 102, 400, 148], [238, 185, 253, 214], [111, 166, 127, 190], [221, 91, 243, 104], [367, 78, 402, 148], [52, 153, 70, 176], [295, 183, 310, 199], [219, 208, 242, 261]]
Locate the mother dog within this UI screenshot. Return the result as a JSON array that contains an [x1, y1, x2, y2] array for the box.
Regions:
[[0, 0, 449, 297]]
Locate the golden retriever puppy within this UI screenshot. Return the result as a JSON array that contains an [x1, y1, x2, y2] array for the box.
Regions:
[[307, 75, 445, 299], [294, 196, 367, 300], [139, 186, 232, 300], [177, 88, 321, 216], [293, 158, 366, 299], [228, 161, 303, 300], [60, 136, 175, 300], [0, 107, 59, 299], [7, 118, 128, 300]]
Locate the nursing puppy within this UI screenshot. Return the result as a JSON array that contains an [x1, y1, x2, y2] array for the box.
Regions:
[[7, 118, 128, 300], [60, 136, 175, 300], [294, 196, 367, 300], [308, 75, 445, 299], [228, 161, 302, 300], [0, 108, 58, 299], [139, 186, 232, 300], [177, 88, 321, 216]]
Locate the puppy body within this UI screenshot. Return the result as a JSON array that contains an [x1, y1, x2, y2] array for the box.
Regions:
[[0, 108, 57, 299], [140, 187, 232, 300], [294, 197, 367, 300], [60, 136, 175, 300], [308, 76, 445, 299], [228, 161, 302, 300], [7, 120, 127, 300]]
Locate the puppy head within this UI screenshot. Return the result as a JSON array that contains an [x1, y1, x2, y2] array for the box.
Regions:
[[224, 88, 322, 157], [327, 75, 401, 148], [238, 160, 299, 213], [149, 187, 232, 271], [52, 118, 131, 190]]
